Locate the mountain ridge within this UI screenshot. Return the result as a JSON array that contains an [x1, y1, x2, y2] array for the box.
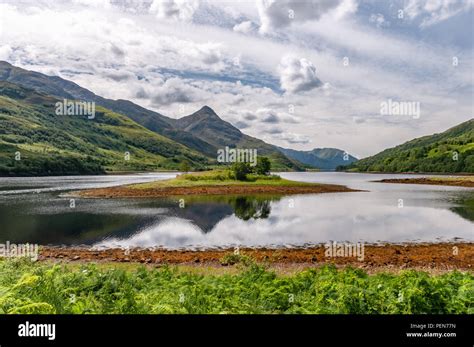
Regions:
[[0, 61, 217, 157], [174, 106, 304, 170]]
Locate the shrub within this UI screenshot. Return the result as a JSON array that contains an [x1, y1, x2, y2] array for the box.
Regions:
[[231, 162, 252, 181], [220, 253, 254, 266], [255, 157, 271, 175], [179, 161, 191, 173]]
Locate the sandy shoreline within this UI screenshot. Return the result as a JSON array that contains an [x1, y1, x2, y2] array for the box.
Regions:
[[377, 177, 474, 187], [39, 243, 473, 273]]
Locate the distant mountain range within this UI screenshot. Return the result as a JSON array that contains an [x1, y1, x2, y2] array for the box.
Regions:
[[340, 119, 474, 173], [278, 147, 358, 170]]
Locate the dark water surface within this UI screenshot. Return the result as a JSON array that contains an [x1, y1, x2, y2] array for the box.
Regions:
[[0, 172, 472, 248]]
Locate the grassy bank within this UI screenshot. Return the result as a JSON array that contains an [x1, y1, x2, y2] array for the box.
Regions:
[[0, 259, 472, 314]]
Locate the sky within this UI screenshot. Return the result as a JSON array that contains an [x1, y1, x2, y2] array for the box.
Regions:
[[0, 0, 472, 158]]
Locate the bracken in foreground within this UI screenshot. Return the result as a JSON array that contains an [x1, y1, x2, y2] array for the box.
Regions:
[[0, 259, 472, 314]]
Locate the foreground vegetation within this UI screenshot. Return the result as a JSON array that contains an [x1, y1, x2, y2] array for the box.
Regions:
[[0, 259, 472, 314]]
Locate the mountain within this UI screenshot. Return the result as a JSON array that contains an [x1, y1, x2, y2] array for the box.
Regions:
[[339, 119, 474, 173], [278, 147, 357, 170], [0, 81, 210, 175], [0, 61, 303, 171], [174, 106, 303, 170], [0, 61, 217, 157]]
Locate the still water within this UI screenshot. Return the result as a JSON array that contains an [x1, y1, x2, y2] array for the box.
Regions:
[[0, 172, 472, 248]]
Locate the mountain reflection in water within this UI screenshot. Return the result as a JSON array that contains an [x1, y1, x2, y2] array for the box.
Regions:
[[0, 172, 472, 248]]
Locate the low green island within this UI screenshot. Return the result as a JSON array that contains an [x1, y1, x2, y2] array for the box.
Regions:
[[77, 161, 357, 198]]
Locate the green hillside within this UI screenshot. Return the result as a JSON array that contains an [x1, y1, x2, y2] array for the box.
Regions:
[[0, 82, 210, 176], [0, 61, 226, 158], [340, 119, 474, 173]]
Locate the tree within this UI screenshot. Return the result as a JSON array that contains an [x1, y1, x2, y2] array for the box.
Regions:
[[179, 160, 191, 173], [254, 156, 271, 175], [231, 162, 251, 181]]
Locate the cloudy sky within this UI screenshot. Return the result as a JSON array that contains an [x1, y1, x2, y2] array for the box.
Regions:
[[0, 0, 472, 158]]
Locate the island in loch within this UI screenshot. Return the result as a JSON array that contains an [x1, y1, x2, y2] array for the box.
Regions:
[[75, 168, 358, 198]]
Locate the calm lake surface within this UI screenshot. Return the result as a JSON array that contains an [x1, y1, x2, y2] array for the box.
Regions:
[[0, 172, 472, 248]]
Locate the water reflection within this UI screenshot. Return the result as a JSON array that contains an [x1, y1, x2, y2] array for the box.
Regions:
[[450, 195, 474, 222], [162, 195, 278, 231], [183, 195, 277, 222], [0, 192, 278, 245], [0, 173, 472, 248], [232, 196, 273, 220]]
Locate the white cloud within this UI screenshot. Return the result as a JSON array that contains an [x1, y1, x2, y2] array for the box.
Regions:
[[273, 132, 311, 144], [102, 69, 135, 82], [110, 0, 153, 13], [256, 0, 353, 33], [73, 0, 112, 8], [404, 0, 473, 27], [329, 0, 358, 20], [0, 45, 12, 60], [369, 13, 389, 28], [151, 77, 203, 106], [149, 0, 199, 21], [233, 20, 257, 34], [254, 108, 299, 124], [278, 55, 322, 93], [186, 41, 223, 65]]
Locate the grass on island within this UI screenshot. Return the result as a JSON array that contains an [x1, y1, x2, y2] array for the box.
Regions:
[[0, 257, 472, 314], [77, 166, 354, 198], [129, 170, 319, 190]]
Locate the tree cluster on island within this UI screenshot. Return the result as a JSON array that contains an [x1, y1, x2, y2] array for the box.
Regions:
[[230, 157, 272, 181]]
